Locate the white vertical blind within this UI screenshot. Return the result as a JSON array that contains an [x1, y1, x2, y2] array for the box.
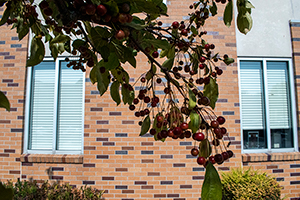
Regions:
[[29, 62, 55, 150], [57, 62, 84, 150], [240, 61, 265, 129], [267, 61, 290, 129]]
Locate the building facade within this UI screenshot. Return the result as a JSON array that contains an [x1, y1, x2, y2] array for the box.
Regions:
[[0, 0, 300, 199]]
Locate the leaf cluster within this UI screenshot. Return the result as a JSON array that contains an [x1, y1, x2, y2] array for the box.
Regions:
[[1, 179, 104, 200], [221, 168, 282, 200]]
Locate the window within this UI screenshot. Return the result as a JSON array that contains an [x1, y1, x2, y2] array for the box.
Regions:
[[239, 58, 298, 152], [24, 58, 85, 154]]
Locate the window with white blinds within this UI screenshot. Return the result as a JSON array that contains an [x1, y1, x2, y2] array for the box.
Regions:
[[239, 59, 295, 151], [26, 59, 84, 154]]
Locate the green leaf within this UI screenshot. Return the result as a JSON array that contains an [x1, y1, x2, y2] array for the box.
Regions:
[[203, 77, 219, 109], [167, 46, 175, 59], [26, 37, 45, 67], [201, 162, 222, 200], [144, 39, 170, 50], [223, 57, 235, 65], [83, 21, 92, 34], [124, 22, 146, 30], [223, 0, 233, 27], [50, 34, 70, 44], [0, 182, 14, 200], [162, 57, 174, 70], [90, 60, 110, 95], [99, 46, 110, 62], [104, 52, 120, 70], [90, 27, 109, 51], [72, 39, 86, 50], [103, 0, 119, 16], [50, 43, 59, 60], [139, 115, 151, 136], [188, 88, 196, 110], [0, 91, 10, 111], [245, 1, 255, 9], [209, 1, 217, 16], [110, 81, 121, 105], [123, 47, 136, 68], [121, 84, 134, 105], [188, 110, 201, 133], [199, 139, 212, 158], [237, 11, 253, 34], [64, 40, 71, 53], [191, 25, 198, 36], [0, 7, 11, 26]]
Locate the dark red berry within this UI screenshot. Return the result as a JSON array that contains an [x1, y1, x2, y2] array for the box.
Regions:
[[193, 132, 205, 141], [212, 139, 220, 146], [227, 150, 234, 158], [167, 129, 174, 137], [214, 127, 221, 135], [156, 115, 164, 123], [150, 128, 156, 135], [221, 127, 227, 135], [180, 122, 189, 130], [211, 120, 219, 128], [144, 96, 150, 103], [173, 127, 182, 136], [199, 57, 206, 63], [135, 111, 140, 117], [172, 21, 179, 29], [141, 77, 146, 82], [156, 78, 162, 84], [184, 130, 192, 138], [197, 156, 206, 165], [152, 51, 159, 58], [214, 154, 224, 164], [133, 98, 139, 104], [161, 130, 168, 138], [129, 105, 135, 111], [217, 116, 226, 125], [209, 156, 216, 164], [222, 152, 229, 161], [191, 148, 199, 156]]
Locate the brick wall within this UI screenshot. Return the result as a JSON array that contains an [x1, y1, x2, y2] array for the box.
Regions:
[[0, 1, 299, 200]]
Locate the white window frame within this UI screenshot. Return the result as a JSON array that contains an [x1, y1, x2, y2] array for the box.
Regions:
[[23, 57, 85, 155], [238, 57, 298, 153]]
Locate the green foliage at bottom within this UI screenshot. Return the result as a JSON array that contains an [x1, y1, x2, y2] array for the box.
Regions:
[[1, 179, 104, 200], [221, 168, 282, 200]]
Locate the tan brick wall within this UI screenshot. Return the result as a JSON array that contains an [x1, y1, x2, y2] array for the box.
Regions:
[[0, 2, 299, 200]]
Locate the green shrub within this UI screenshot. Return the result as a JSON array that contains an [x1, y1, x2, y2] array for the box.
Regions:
[[1, 179, 104, 200], [221, 168, 282, 200]]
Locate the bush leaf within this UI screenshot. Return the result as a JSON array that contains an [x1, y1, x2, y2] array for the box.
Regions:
[[201, 162, 222, 200], [140, 115, 150, 136], [0, 91, 10, 111], [199, 139, 212, 158]]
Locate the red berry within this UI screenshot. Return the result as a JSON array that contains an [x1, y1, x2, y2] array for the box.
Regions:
[[197, 156, 206, 165], [214, 127, 221, 135], [191, 148, 199, 156], [141, 77, 146, 83], [96, 4, 107, 16], [204, 44, 210, 50], [211, 120, 219, 128], [144, 96, 150, 103], [129, 105, 135, 111], [135, 111, 140, 117], [180, 122, 189, 130], [181, 29, 188, 36], [156, 78, 162, 83], [86, 4, 96, 15], [161, 130, 168, 138], [152, 51, 159, 58], [115, 30, 125, 40], [217, 116, 226, 125], [217, 69, 223, 75], [216, 132, 223, 139], [156, 116, 164, 123], [221, 127, 227, 135], [184, 130, 192, 138], [200, 57, 206, 63], [173, 127, 182, 136], [193, 132, 205, 141], [133, 98, 139, 104], [144, 109, 150, 115], [172, 21, 179, 29], [199, 64, 205, 69], [167, 129, 174, 137], [227, 150, 234, 158], [150, 128, 156, 135], [214, 154, 224, 164], [209, 156, 216, 164], [222, 152, 229, 161]]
